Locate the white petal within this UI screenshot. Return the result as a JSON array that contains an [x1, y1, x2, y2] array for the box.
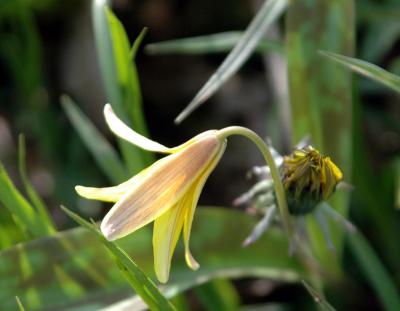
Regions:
[[104, 104, 171, 153]]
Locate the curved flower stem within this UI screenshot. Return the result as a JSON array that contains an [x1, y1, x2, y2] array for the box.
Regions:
[[217, 126, 294, 242]]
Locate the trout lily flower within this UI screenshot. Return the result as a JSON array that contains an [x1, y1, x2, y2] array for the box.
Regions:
[[76, 104, 227, 283], [75, 105, 292, 282]]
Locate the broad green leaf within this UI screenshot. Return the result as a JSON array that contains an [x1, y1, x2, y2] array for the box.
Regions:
[[145, 31, 283, 55], [61, 95, 127, 184], [0, 163, 51, 238], [320, 51, 400, 93], [0, 208, 304, 310], [18, 134, 56, 234], [302, 281, 336, 311], [174, 0, 288, 124], [92, 0, 151, 174], [61, 206, 177, 311], [348, 232, 400, 311]]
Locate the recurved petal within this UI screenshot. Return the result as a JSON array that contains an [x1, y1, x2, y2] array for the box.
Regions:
[[75, 169, 149, 202], [153, 200, 186, 283], [104, 104, 172, 153], [183, 140, 227, 270], [101, 132, 223, 241]]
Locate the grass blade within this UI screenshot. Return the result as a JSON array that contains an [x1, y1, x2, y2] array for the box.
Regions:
[[15, 297, 26, 311], [174, 0, 288, 124], [130, 27, 148, 59], [18, 134, 56, 234], [61, 95, 127, 184], [348, 232, 400, 311], [301, 281, 336, 311], [0, 163, 50, 238], [92, 0, 152, 174], [60, 206, 177, 311], [320, 51, 400, 93], [145, 31, 283, 55]]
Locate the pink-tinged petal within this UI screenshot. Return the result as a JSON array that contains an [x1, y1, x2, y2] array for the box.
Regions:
[[183, 140, 226, 269], [152, 200, 186, 283], [101, 133, 223, 241]]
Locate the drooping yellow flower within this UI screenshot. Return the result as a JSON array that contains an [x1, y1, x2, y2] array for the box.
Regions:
[[76, 104, 227, 283], [281, 146, 343, 215]]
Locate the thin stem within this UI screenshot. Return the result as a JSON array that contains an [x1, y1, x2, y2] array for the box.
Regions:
[[217, 126, 294, 241]]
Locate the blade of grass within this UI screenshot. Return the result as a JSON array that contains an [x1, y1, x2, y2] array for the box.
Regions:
[[301, 281, 336, 311], [130, 27, 148, 59], [61, 95, 127, 184], [348, 232, 400, 311], [0, 163, 51, 238], [15, 297, 26, 311], [18, 134, 56, 234], [320, 51, 400, 93], [175, 0, 288, 124], [145, 31, 283, 55], [60, 206, 177, 311], [92, 0, 151, 174]]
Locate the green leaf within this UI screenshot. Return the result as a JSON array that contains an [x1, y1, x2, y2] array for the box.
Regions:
[[0, 163, 51, 238], [15, 297, 26, 311], [130, 27, 148, 59], [61, 206, 177, 311], [348, 232, 400, 311], [61, 95, 127, 184], [174, 0, 288, 124], [194, 279, 240, 311], [320, 51, 400, 93], [145, 31, 283, 55], [18, 134, 56, 234], [301, 281, 336, 311], [0, 208, 304, 310], [92, 0, 152, 174]]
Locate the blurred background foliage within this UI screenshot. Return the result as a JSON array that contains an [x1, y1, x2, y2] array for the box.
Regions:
[[0, 0, 399, 310]]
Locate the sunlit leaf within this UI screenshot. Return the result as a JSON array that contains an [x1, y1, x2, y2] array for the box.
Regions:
[[320, 51, 400, 93], [92, 0, 152, 173], [174, 0, 288, 124], [145, 31, 283, 55], [0, 208, 304, 310], [61, 95, 127, 184], [61, 206, 177, 311]]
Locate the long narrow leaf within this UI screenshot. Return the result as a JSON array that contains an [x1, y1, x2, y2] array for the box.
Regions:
[[0, 164, 50, 238], [18, 134, 56, 234], [61, 206, 177, 311], [348, 232, 400, 311], [302, 281, 336, 311], [92, 0, 151, 174], [61, 95, 127, 184], [175, 0, 288, 123], [320, 51, 400, 93], [0, 207, 304, 310], [145, 31, 283, 55]]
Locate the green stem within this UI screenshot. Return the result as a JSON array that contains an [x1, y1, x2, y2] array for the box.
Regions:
[[217, 126, 293, 240]]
